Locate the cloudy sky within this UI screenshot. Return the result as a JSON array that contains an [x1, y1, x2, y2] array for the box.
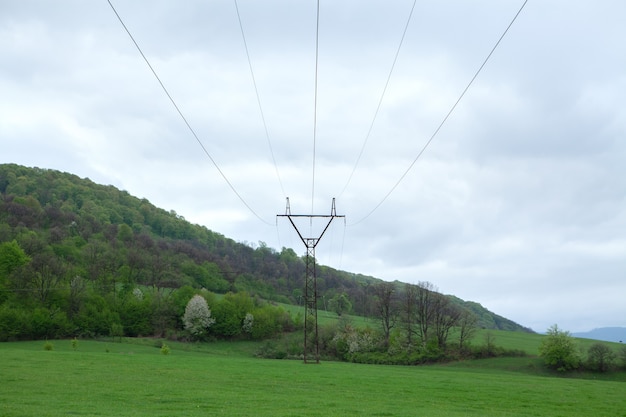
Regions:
[[2, 0, 625, 333]]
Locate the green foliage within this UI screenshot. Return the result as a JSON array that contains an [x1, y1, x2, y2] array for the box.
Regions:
[[116, 224, 133, 243], [210, 292, 252, 338], [254, 340, 288, 359], [0, 305, 30, 341], [30, 307, 72, 339], [620, 345, 626, 370], [448, 296, 533, 332], [586, 342, 615, 372], [0, 163, 529, 345], [0, 240, 30, 304], [539, 324, 581, 372], [74, 296, 121, 338], [0, 240, 30, 277], [328, 293, 352, 316], [0, 305, 71, 341], [43, 341, 54, 351], [482, 331, 498, 357], [118, 295, 153, 337], [181, 261, 229, 292], [248, 305, 293, 340], [110, 323, 124, 342], [160, 343, 171, 355]]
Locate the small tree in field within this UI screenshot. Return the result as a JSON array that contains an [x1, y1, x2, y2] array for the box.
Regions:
[[539, 324, 580, 372], [329, 293, 352, 317], [619, 345, 626, 370], [183, 295, 215, 340], [586, 342, 615, 372]]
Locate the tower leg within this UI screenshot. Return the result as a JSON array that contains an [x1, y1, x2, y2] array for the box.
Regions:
[[303, 240, 319, 363]]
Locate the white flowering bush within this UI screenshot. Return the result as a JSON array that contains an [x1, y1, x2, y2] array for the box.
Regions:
[[132, 288, 143, 301], [183, 295, 215, 339], [242, 313, 254, 334], [331, 326, 376, 356]]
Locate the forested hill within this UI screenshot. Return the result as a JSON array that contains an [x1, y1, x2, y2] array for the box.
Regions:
[[0, 164, 530, 337]]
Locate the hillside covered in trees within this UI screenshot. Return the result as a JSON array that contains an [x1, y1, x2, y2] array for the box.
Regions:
[[0, 164, 530, 342]]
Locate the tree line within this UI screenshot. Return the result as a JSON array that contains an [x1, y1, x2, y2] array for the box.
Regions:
[[321, 281, 489, 364], [0, 164, 529, 345]]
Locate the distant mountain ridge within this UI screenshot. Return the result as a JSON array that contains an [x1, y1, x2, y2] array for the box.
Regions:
[[572, 327, 626, 343]]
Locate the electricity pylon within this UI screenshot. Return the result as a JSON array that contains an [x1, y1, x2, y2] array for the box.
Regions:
[[277, 198, 344, 363]]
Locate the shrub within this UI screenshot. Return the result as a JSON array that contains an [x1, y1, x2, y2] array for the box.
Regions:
[[118, 296, 152, 337], [0, 305, 31, 341], [110, 323, 124, 342], [160, 343, 171, 355], [30, 308, 72, 340], [43, 341, 54, 351], [586, 342, 615, 372], [539, 324, 580, 372], [249, 306, 293, 340], [75, 297, 121, 338], [620, 345, 626, 370], [255, 341, 287, 359], [242, 313, 254, 335]]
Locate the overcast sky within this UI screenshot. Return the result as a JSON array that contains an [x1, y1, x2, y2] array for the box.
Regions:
[[2, 0, 625, 333]]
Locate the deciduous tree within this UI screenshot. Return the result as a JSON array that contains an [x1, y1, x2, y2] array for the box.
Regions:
[[183, 295, 215, 339], [329, 293, 352, 317], [586, 342, 615, 372], [0, 240, 30, 277], [373, 281, 397, 347], [432, 293, 461, 349], [415, 281, 437, 347], [619, 345, 626, 370], [403, 283, 418, 347], [0, 240, 30, 303], [457, 309, 478, 352], [539, 324, 580, 371]]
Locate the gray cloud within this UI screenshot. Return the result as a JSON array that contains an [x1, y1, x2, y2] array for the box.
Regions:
[[1, 0, 625, 333]]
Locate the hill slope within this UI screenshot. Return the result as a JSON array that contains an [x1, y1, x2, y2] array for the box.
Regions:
[[573, 327, 626, 343], [0, 163, 531, 338]]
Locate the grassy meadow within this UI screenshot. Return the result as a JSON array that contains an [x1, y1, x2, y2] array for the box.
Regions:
[[2, 338, 625, 417]]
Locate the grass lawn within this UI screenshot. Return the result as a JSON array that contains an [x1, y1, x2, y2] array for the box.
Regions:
[[2, 339, 625, 416]]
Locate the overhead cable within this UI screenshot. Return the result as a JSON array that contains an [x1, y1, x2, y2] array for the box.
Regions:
[[106, 0, 273, 226], [311, 0, 321, 216], [233, 0, 287, 199], [350, 0, 529, 226], [338, 0, 418, 199], [311, 0, 320, 214]]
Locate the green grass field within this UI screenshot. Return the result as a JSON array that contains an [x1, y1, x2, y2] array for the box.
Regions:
[[2, 339, 625, 417]]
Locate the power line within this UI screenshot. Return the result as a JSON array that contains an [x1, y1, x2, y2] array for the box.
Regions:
[[106, 0, 273, 226], [233, 0, 287, 199], [350, 0, 529, 226], [311, 0, 321, 215], [338, 0, 418, 199]]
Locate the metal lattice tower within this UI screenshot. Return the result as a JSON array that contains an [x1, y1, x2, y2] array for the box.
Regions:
[[277, 198, 344, 363]]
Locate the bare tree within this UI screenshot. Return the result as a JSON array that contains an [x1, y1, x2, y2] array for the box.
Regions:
[[457, 309, 478, 352], [402, 283, 418, 348], [21, 252, 66, 304], [415, 281, 437, 347], [432, 294, 462, 349], [68, 275, 87, 318], [374, 281, 398, 347]]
